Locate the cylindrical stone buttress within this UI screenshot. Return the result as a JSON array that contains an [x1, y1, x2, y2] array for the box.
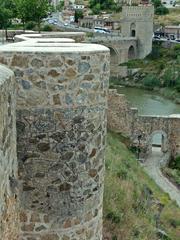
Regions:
[[0, 43, 109, 239]]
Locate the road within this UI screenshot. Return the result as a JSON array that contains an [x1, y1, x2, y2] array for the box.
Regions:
[[142, 147, 180, 207]]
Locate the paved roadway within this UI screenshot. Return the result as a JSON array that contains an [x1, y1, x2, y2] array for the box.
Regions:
[[142, 147, 180, 207]]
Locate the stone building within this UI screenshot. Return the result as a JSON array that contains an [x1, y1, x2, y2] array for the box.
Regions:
[[164, 25, 180, 39], [79, 16, 121, 30], [121, 5, 154, 58]]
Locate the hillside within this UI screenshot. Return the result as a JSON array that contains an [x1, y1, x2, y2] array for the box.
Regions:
[[112, 42, 180, 103], [103, 132, 180, 240], [154, 8, 180, 26]]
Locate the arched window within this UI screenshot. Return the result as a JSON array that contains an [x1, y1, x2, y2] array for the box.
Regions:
[[130, 23, 136, 37]]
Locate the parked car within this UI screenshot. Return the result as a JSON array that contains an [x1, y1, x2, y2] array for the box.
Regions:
[[169, 34, 175, 40], [153, 35, 161, 40], [48, 19, 54, 24], [94, 27, 110, 34]]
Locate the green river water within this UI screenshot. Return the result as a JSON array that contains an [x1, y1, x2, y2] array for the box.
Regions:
[[117, 87, 180, 116]]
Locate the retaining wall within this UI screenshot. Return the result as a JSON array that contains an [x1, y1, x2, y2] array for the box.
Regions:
[[0, 65, 19, 240]]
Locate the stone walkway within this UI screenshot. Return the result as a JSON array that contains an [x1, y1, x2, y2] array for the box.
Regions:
[[142, 147, 180, 207]]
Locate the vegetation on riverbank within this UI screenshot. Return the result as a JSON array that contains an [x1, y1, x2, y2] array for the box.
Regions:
[[163, 155, 180, 188], [111, 42, 180, 103], [104, 132, 180, 240]]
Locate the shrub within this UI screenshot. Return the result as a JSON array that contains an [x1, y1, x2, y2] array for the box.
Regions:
[[175, 84, 180, 92], [155, 6, 169, 15], [117, 169, 128, 179], [169, 155, 180, 170], [86, 32, 93, 38], [42, 24, 53, 32], [25, 21, 36, 30], [106, 211, 122, 223], [147, 45, 161, 60], [173, 44, 180, 59], [162, 68, 176, 87], [143, 74, 161, 87], [112, 236, 118, 240]]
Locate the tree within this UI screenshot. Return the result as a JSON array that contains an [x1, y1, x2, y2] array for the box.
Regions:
[[0, 0, 16, 38], [92, 3, 101, 15], [14, 0, 50, 32], [155, 6, 169, 15], [89, 0, 119, 14], [74, 9, 83, 23], [151, 0, 161, 8], [31, 0, 50, 32], [14, 0, 30, 30], [56, 0, 64, 11], [151, 0, 169, 15]]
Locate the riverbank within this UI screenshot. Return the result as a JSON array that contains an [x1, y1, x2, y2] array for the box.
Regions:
[[110, 42, 180, 104], [104, 132, 180, 240]]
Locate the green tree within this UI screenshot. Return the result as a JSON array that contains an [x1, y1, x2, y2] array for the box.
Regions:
[[151, 0, 161, 8], [14, 0, 30, 30], [74, 9, 83, 23], [92, 3, 101, 14], [56, 0, 64, 11], [89, 0, 119, 14], [151, 0, 169, 15], [0, 0, 16, 38], [15, 0, 50, 32], [155, 6, 169, 15]]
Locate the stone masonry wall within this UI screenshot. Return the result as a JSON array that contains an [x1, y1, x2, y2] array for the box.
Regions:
[[108, 89, 180, 159], [108, 90, 133, 136], [0, 42, 110, 240], [0, 65, 19, 240], [121, 6, 154, 59]]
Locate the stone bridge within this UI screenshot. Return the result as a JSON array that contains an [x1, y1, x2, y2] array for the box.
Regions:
[[91, 5, 154, 77], [108, 90, 180, 160], [91, 36, 137, 64]]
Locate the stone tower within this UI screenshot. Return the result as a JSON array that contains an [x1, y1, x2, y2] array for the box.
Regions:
[[121, 5, 154, 58], [0, 38, 110, 240]]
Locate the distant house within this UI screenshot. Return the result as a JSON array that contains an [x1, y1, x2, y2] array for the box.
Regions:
[[79, 16, 121, 30], [73, 4, 85, 10], [164, 25, 180, 39]]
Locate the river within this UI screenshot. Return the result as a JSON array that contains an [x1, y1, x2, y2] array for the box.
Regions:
[[117, 87, 180, 115]]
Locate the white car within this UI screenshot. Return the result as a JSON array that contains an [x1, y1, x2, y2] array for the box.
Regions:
[[48, 19, 54, 24]]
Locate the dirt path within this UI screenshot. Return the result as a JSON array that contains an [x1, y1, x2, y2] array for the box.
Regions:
[[142, 147, 180, 207]]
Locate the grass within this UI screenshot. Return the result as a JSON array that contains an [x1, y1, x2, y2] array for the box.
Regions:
[[104, 131, 180, 240], [154, 8, 180, 26]]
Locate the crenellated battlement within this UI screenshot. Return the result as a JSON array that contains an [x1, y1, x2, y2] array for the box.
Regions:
[[122, 5, 154, 20]]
